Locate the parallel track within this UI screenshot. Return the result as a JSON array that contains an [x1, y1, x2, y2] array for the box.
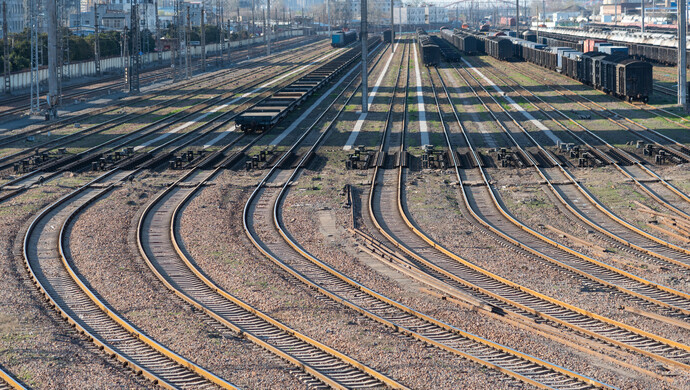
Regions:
[[472, 60, 690, 274], [23, 169, 234, 389], [0, 35, 315, 122], [453, 61, 690, 315], [249, 37, 612, 389], [0, 43, 339, 203], [502, 60, 690, 161], [136, 40, 405, 389], [0, 38, 330, 168], [422, 63, 690, 369]]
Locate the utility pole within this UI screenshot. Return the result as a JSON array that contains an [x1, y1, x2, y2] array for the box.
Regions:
[[94, 2, 101, 76], [267, 0, 271, 56], [390, 0, 394, 50], [130, 3, 141, 93], [186, 5, 191, 79], [679, 0, 687, 110], [47, 0, 59, 117], [327, 0, 330, 37], [515, 0, 519, 37], [217, 0, 223, 67], [251, 0, 255, 37], [361, 0, 368, 113], [123, 26, 129, 80], [155, 0, 161, 63], [2, 2, 9, 94], [142, 0, 148, 67], [641, 0, 645, 33], [201, 6, 206, 72], [29, 0, 39, 113]]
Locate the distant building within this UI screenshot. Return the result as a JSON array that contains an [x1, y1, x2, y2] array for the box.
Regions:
[[0, 0, 24, 38], [393, 5, 448, 25]]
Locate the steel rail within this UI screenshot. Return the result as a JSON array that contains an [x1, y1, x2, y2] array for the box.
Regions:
[[438, 62, 690, 368], [473, 61, 690, 271], [0, 44, 338, 206], [358, 42, 612, 389], [265, 38, 607, 389], [453, 61, 690, 316], [22, 170, 232, 389], [135, 40, 402, 389], [0, 34, 321, 124], [0, 367, 25, 390], [0, 39, 332, 170], [501, 61, 690, 161]]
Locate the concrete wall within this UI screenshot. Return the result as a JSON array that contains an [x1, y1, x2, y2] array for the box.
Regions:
[[5, 29, 304, 93]]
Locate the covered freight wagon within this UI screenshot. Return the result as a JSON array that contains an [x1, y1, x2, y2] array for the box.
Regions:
[[331, 30, 357, 47]]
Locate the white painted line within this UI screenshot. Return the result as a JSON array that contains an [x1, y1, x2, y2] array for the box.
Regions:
[[272, 42, 384, 146], [460, 57, 563, 146], [203, 125, 236, 148], [413, 40, 429, 146], [442, 68, 497, 149], [270, 65, 359, 146], [134, 49, 343, 151], [343, 41, 399, 150]]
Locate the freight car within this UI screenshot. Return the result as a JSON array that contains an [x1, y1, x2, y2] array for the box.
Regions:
[[440, 27, 480, 55], [535, 28, 690, 67], [237, 37, 380, 132], [331, 30, 357, 47], [484, 36, 514, 61], [445, 31, 652, 102], [417, 28, 441, 66]]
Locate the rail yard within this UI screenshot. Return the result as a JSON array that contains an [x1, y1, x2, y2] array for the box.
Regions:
[[2, 23, 690, 390]]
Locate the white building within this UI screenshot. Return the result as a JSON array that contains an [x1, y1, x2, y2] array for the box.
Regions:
[[393, 5, 447, 25], [0, 0, 24, 38]]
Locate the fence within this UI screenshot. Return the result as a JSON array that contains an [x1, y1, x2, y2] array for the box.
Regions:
[[4, 29, 304, 93]]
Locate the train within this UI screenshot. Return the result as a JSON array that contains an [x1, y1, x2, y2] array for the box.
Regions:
[[439, 27, 652, 102], [416, 28, 441, 66], [331, 30, 357, 48], [236, 36, 381, 132], [535, 28, 688, 67]]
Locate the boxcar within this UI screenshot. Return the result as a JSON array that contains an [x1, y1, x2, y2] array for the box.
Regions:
[[331, 30, 357, 47], [616, 58, 653, 102]]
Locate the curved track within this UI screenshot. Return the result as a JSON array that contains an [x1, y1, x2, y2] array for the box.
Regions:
[[471, 59, 690, 273], [23, 169, 234, 389], [136, 39, 405, 389], [414, 63, 690, 370], [250, 38, 611, 389]]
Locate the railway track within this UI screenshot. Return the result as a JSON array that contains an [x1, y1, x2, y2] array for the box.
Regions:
[[502, 60, 690, 162], [244, 37, 613, 389], [417, 62, 690, 368], [470, 60, 690, 274], [0, 42, 338, 203], [0, 37, 327, 160], [451, 61, 690, 314], [0, 367, 24, 390], [23, 169, 235, 389], [16, 44, 373, 388], [0, 35, 314, 122], [135, 39, 406, 389]]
